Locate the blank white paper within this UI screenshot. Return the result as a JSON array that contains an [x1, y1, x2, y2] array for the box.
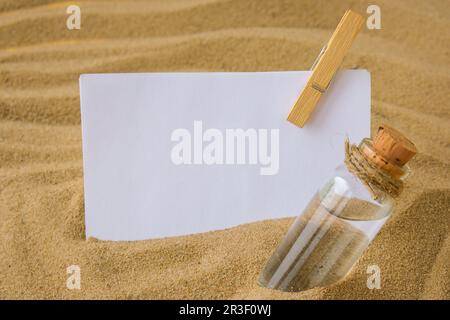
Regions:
[[80, 70, 370, 241]]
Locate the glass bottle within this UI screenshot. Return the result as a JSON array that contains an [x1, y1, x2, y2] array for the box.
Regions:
[[258, 125, 417, 292]]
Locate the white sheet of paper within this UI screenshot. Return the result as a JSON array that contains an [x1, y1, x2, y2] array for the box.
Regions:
[[80, 70, 370, 241]]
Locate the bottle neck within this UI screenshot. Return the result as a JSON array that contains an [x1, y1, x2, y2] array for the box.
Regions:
[[358, 138, 410, 181]]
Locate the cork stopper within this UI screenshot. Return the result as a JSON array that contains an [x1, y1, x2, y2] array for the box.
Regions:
[[372, 125, 417, 167]]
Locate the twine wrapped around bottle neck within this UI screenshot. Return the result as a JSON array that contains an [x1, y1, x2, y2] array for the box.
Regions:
[[344, 139, 403, 200]]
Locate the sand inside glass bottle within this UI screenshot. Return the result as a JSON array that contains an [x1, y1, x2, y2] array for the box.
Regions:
[[258, 193, 378, 291]]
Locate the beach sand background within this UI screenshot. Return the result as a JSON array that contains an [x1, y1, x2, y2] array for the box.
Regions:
[[0, 0, 449, 299]]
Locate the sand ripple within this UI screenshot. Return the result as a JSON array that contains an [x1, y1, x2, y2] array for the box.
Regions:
[[0, 0, 449, 299]]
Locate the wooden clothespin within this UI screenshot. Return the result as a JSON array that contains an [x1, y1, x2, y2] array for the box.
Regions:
[[287, 10, 365, 128]]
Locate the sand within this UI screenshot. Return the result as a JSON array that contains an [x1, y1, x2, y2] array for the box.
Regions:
[[0, 0, 449, 299]]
